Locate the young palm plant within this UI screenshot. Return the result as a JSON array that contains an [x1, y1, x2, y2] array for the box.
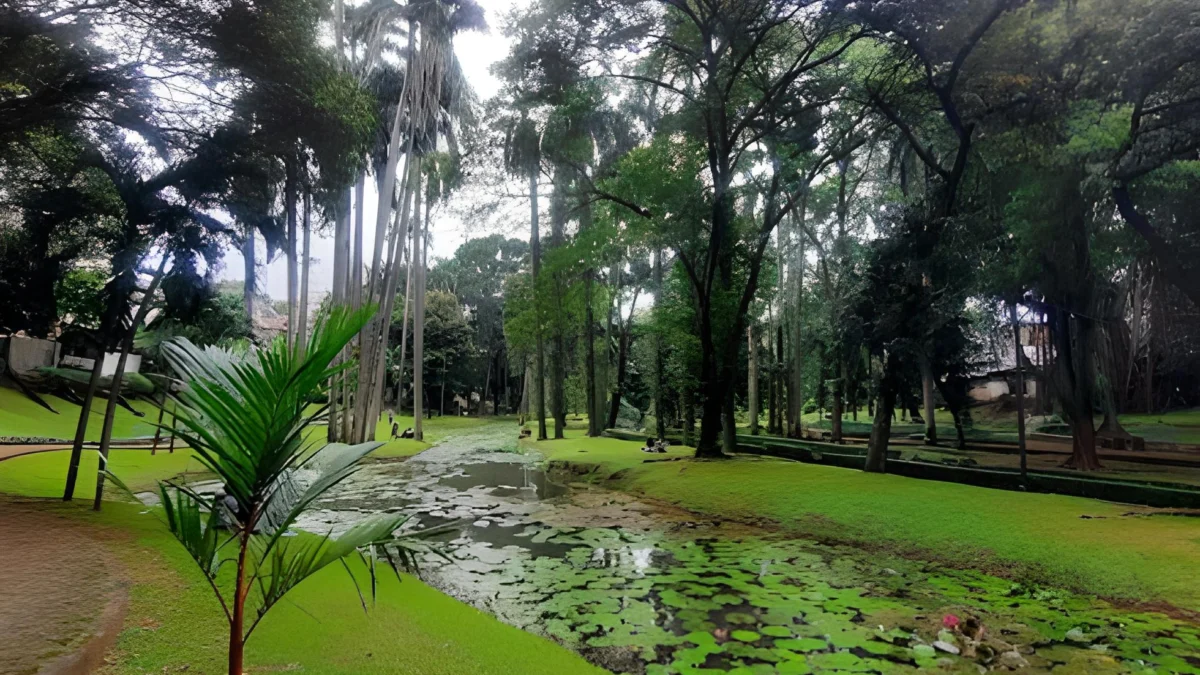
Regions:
[[116, 306, 443, 675]]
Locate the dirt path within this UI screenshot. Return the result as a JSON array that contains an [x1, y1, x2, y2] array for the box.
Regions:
[[0, 444, 171, 463], [0, 499, 128, 675]]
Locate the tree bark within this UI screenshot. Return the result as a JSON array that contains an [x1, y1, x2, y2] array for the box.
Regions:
[[285, 157, 299, 350], [92, 255, 169, 510], [653, 248, 666, 440], [596, 269, 614, 430], [297, 191, 312, 348], [920, 353, 937, 445], [831, 357, 844, 443], [606, 289, 640, 430], [242, 227, 255, 320], [228, 529, 250, 675], [352, 170, 366, 311], [865, 353, 897, 473], [412, 167, 425, 440], [548, 173, 567, 439], [1049, 305, 1101, 470], [364, 166, 414, 435], [395, 235, 414, 412], [748, 325, 760, 435], [329, 189, 350, 442], [529, 171, 547, 440], [789, 209, 807, 437], [584, 269, 599, 436], [1011, 303, 1028, 482], [63, 353, 105, 500]]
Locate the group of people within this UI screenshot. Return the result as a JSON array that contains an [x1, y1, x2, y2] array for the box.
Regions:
[[642, 437, 671, 453]]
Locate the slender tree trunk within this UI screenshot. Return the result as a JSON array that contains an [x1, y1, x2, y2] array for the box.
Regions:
[[519, 361, 531, 423], [920, 354, 937, 444], [167, 400, 177, 453], [1012, 303, 1028, 482], [596, 270, 614, 430], [1050, 306, 1102, 470], [352, 170, 366, 311], [297, 191, 312, 348], [1144, 280, 1155, 413], [776, 324, 785, 435], [395, 245, 414, 412], [93, 256, 169, 510], [695, 302, 723, 456], [285, 157, 299, 350], [329, 190, 350, 442], [242, 227, 255, 320], [63, 354, 105, 500], [606, 317, 633, 429], [482, 356, 491, 417], [683, 389, 695, 446], [865, 353, 896, 473], [548, 172, 567, 438], [585, 269, 599, 436], [441, 357, 447, 416], [1124, 264, 1144, 412], [789, 207, 807, 437], [363, 159, 416, 438], [412, 167, 425, 440], [831, 357, 844, 443], [748, 326, 760, 435], [653, 248, 666, 441], [228, 533, 249, 675], [151, 388, 166, 455], [529, 171, 547, 440]]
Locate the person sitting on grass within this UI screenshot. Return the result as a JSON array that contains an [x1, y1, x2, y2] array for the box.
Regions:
[[643, 438, 667, 453]]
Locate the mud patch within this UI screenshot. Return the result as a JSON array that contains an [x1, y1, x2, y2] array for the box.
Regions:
[[0, 499, 128, 675]]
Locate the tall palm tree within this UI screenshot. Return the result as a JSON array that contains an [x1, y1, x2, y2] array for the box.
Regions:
[[504, 115, 547, 440], [110, 306, 443, 675]]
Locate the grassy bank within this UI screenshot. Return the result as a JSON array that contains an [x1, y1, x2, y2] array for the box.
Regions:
[[797, 403, 1200, 445], [0, 386, 159, 441], [11, 500, 600, 675], [352, 413, 500, 459], [0, 409, 598, 674], [528, 430, 1200, 612]]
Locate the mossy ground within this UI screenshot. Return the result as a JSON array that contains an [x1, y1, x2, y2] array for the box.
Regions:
[[528, 429, 1200, 612]]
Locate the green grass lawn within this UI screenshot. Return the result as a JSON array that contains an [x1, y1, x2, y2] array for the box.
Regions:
[[796, 403, 1200, 445], [18, 500, 600, 675], [0, 415, 599, 674], [323, 412, 504, 459], [0, 385, 161, 441], [528, 429, 1200, 612], [0, 447, 207, 498]]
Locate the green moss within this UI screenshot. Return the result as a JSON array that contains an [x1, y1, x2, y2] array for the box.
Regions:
[[529, 431, 1200, 611]]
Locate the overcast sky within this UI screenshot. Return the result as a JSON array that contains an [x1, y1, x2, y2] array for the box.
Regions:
[[220, 0, 526, 302]]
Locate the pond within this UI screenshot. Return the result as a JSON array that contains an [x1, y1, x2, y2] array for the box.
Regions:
[[295, 426, 1200, 674]]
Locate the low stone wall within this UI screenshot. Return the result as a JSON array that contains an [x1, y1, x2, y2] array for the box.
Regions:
[[6, 337, 60, 376]]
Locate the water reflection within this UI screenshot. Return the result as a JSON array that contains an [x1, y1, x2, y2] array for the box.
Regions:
[[287, 426, 1200, 675]]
